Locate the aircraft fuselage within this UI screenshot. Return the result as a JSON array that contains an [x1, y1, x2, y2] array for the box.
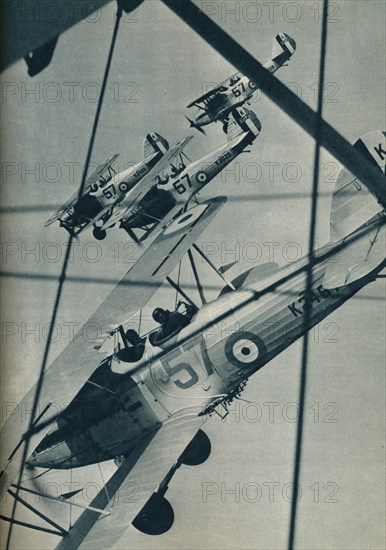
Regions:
[[62, 153, 163, 233], [124, 130, 255, 229], [28, 216, 386, 469], [190, 57, 284, 129]]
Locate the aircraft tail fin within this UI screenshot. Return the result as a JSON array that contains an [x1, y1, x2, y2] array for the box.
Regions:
[[271, 33, 296, 65], [323, 130, 386, 289], [143, 132, 169, 159], [226, 107, 261, 143], [329, 130, 385, 243]]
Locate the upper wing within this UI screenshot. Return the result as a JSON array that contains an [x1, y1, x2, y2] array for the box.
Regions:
[[186, 83, 226, 108], [55, 413, 204, 549], [119, 136, 193, 224], [44, 154, 119, 227], [0, 197, 226, 492], [84, 154, 120, 186]]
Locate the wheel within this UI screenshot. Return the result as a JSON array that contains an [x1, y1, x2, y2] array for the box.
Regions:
[[222, 122, 228, 134], [179, 430, 211, 466], [93, 227, 107, 240], [132, 493, 174, 535]]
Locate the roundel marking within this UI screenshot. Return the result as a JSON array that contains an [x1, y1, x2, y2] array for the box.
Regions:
[[248, 80, 257, 90], [225, 331, 266, 370], [178, 213, 193, 225], [118, 181, 129, 193], [196, 171, 208, 184], [163, 204, 207, 235]]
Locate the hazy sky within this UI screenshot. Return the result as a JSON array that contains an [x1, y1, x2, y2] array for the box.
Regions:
[[1, 1, 385, 549]]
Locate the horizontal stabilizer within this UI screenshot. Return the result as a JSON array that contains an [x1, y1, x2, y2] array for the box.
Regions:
[[323, 221, 386, 289]]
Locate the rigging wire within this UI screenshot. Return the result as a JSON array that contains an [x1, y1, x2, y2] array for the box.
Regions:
[[175, 260, 182, 309], [4, 5, 124, 548]]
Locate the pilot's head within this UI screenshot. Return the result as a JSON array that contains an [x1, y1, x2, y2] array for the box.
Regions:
[[125, 329, 141, 345], [152, 308, 169, 325]]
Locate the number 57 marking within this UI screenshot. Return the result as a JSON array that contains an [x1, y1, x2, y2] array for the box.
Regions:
[[161, 340, 214, 389], [173, 174, 192, 195], [232, 82, 245, 97]]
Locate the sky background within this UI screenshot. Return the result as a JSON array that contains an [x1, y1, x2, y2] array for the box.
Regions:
[[1, 0, 385, 548]]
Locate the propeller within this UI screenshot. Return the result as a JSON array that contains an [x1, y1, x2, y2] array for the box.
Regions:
[[185, 116, 206, 135]]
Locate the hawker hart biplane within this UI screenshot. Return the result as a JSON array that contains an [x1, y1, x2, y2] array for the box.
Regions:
[[1, 131, 385, 548], [44, 132, 192, 240], [46, 106, 261, 243], [99, 106, 262, 242], [186, 32, 296, 133]]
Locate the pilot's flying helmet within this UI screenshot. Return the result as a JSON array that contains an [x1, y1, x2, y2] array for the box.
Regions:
[[152, 308, 169, 324]]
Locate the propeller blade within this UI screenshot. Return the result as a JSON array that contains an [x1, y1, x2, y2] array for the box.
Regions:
[[185, 116, 206, 135]]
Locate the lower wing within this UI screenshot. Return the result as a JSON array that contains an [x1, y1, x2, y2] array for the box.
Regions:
[[1, 197, 226, 495], [55, 412, 204, 549]]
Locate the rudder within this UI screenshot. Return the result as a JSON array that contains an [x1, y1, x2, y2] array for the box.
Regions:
[[330, 130, 385, 242], [323, 130, 386, 289], [226, 107, 261, 143], [271, 33, 296, 65], [143, 132, 169, 159]]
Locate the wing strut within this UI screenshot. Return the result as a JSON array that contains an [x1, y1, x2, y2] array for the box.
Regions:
[[192, 244, 236, 290], [0, 514, 64, 537], [187, 249, 207, 304], [12, 484, 111, 517], [166, 276, 197, 309], [7, 489, 67, 537]]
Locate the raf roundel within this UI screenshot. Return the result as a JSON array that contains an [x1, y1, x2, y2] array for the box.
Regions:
[[196, 171, 208, 184], [225, 331, 266, 371], [118, 181, 129, 193]]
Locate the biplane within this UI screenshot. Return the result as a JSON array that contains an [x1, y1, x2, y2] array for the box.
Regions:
[[1, 131, 385, 548], [99, 106, 262, 242], [46, 106, 261, 243], [44, 132, 192, 240], [186, 33, 296, 133]]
